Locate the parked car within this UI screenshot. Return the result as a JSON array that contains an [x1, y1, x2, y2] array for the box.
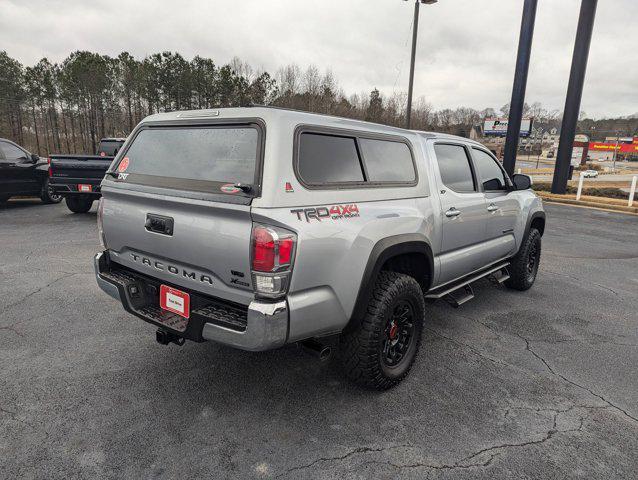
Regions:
[[0, 138, 62, 205], [49, 138, 126, 213], [93, 107, 545, 390], [582, 169, 599, 178]]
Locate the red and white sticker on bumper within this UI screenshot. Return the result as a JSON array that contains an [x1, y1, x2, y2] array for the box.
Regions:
[[160, 285, 190, 319], [77, 184, 92, 192]]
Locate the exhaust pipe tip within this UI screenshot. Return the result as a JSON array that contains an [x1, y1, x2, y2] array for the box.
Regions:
[[319, 346, 332, 362], [301, 339, 332, 362]]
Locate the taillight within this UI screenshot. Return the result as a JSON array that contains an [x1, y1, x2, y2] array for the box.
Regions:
[[251, 224, 297, 298], [47, 157, 52, 177], [97, 198, 106, 248]]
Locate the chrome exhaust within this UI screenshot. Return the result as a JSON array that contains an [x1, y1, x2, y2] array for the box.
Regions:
[[300, 339, 332, 362]]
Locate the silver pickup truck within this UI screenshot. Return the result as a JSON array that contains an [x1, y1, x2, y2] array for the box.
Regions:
[[94, 107, 545, 390]]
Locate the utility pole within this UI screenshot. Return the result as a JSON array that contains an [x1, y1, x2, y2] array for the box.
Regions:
[[551, 0, 598, 194], [502, 0, 538, 176], [405, 0, 437, 129]]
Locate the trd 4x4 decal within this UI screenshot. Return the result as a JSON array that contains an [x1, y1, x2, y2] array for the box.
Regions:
[[291, 204, 360, 222]]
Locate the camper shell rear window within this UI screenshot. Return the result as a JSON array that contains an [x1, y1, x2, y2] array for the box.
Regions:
[[113, 122, 263, 197]]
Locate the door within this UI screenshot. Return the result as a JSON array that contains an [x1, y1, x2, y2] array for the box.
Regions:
[[470, 147, 520, 263], [0, 141, 39, 195], [432, 143, 489, 285]]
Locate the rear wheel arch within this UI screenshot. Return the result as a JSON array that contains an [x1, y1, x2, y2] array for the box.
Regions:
[[347, 234, 433, 331]]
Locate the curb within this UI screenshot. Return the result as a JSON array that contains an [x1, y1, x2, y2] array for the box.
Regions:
[[538, 194, 638, 216]]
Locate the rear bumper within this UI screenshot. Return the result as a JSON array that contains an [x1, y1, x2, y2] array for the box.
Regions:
[[94, 252, 288, 351], [50, 178, 102, 197]]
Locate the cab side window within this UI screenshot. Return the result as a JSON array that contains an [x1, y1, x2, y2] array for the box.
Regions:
[[433, 144, 476, 193], [472, 148, 508, 191], [0, 142, 27, 161]]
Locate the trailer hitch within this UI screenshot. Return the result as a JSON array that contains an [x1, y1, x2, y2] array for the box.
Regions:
[[156, 328, 185, 346]]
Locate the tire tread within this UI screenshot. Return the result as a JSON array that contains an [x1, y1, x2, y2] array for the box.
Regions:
[[505, 228, 541, 291], [339, 271, 425, 390]]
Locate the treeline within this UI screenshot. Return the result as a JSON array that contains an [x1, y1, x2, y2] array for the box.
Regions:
[[0, 51, 277, 155], [1, 50, 634, 156]]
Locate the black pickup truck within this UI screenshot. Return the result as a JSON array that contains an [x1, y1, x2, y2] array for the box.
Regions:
[[49, 138, 125, 213]]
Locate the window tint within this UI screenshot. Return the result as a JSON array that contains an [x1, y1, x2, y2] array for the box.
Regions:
[[434, 144, 475, 192], [359, 138, 415, 182], [298, 133, 364, 184], [0, 142, 27, 161], [472, 149, 508, 191], [99, 141, 124, 156], [120, 127, 259, 187]]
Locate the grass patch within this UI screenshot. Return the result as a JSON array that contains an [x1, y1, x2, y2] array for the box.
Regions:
[[532, 183, 629, 200]]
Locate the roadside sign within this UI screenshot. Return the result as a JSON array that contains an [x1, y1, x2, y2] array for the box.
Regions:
[[484, 118, 533, 137], [571, 146, 584, 166]]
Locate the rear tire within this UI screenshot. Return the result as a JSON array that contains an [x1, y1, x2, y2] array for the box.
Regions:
[[40, 179, 63, 204], [505, 228, 541, 291], [339, 271, 425, 390], [65, 195, 93, 213]]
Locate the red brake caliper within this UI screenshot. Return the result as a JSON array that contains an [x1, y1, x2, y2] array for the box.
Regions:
[[389, 321, 398, 340]]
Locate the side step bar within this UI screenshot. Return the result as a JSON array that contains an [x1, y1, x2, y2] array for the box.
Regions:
[[426, 262, 510, 307]]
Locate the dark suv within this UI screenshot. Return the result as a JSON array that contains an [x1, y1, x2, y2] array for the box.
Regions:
[[0, 139, 61, 205]]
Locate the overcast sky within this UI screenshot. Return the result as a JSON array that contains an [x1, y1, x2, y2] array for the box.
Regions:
[[1, 0, 636, 118]]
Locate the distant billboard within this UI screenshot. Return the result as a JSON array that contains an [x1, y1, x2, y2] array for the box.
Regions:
[[590, 142, 638, 153], [484, 118, 533, 137]]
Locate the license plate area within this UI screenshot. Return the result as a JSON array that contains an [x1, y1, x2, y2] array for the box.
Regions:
[[160, 285, 190, 319]]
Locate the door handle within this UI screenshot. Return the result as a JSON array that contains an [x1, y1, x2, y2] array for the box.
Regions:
[[487, 203, 500, 212], [445, 207, 461, 218], [145, 213, 174, 236]]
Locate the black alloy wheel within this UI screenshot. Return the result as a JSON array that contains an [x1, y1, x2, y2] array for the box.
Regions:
[[381, 300, 416, 368]]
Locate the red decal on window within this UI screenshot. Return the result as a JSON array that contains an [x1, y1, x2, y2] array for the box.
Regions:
[[118, 157, 129, 173]]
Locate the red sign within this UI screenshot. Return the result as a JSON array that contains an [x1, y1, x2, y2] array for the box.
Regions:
[[160, 285, 190, 319], [589, 142, 638, 153]]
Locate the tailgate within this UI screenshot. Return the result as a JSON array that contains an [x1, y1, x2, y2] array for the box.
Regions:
[[101, 185, 254, 306], [50, 155, 113, 188], [99, 121, 263, 306]]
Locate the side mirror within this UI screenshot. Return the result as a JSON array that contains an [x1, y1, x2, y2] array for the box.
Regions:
[[512, 173, 532, 190], [31, 153, 40, 163]]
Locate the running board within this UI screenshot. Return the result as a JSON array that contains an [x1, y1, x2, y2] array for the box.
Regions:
[[426, 262, 510, 305], [488, 267, 510, 285], [444, 285, 474, 308]]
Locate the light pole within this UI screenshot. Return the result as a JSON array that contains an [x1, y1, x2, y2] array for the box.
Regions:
[[535, 127, 544, 169], [612, 132, 619, 173], [405, 0, 438, 130]]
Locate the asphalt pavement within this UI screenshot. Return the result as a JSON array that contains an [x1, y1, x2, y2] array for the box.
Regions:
[[1, 199, 637, 479]]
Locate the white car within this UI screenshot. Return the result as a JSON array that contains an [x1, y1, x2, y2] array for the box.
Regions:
[[582, 170, 599, 178]]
